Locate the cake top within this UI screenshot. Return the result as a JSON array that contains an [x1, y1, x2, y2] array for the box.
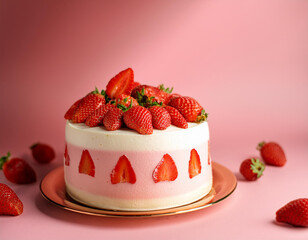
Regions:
[[64, 68, 208, 135]]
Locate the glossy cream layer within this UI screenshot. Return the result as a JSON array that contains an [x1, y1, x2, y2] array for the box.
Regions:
[[65, 121, 212, 210]]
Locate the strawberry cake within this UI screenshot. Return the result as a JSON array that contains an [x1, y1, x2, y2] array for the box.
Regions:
[[63, 68, 212, 211]]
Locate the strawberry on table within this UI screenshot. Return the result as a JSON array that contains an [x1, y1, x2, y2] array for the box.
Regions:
[[257, 141, 286, 166], [148, 106, 171, 130], [276, 198, 308, 227], [85, 103, 114, 127], [164, 106, 188, 129], [153, 154, 178, 183], [110, 155, 136, 184], [106, 68, 134, 99], [189, 149, 202, 178], [168, 96, 207, 122], [72, 89, 106, 123], [239, 158, 265, 181], [123, 106, 153, 135], [0, 183, 23, 216], [0, 152, 36, 184], [78, 150, 95, 177], [30, 143, 55, 164], [103, 107, 124, 131]]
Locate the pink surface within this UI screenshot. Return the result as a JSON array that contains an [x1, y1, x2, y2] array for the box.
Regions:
[[0, 0, 307, 239]]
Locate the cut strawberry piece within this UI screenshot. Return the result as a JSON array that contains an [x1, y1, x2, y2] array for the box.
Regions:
[[148, 106, 171, 130], [164, 106, 188, 129], [72, 93, 105, 123], [64, 143, 70, 166], [0, 183, 23, 216], [64, 98, 83, 120], [110, 155, 136, 184], [85, 103, 114, 127], [153, 154, 178, 183], [189, 149, 202, 179], [78, 150, 95, 177], [106, 68, 134, 99], [103, 107, 123, 131]]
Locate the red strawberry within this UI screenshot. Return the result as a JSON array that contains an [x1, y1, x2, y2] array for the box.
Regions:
[[0, 152, 36, 184], [168, 96, 207, 122], [131, 85, 170, 106], [257, 141, 286, 166], [115, 94, 139, 109], [64, 143, 70, 166], [131, 81, 141, 91], [0, 183, 23, 216], [78, 150, 95, 177], [85, 103, 114, 127], [30, 143, 55, 164], [106, 68, 134, 99], [166, 93, 182, 105], [148, 106, 171, 130], [189, 149, 202, 178], [123, 106, 153, 135], [153, 154, 178, 183], [164, 106, 188, 129], [110, 155, 136, 184], [72, 92, 105, 123], [239, 158, 265, 181], [276, 198, 308, 227], [64, 98, 83, 120], [103, 107, 123, 131]]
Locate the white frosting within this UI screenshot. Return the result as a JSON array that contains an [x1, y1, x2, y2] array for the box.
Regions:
[[65, 121, 210, 151]]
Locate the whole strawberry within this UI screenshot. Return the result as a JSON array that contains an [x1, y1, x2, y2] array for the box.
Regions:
[[168, 96, 207, 122], [0, 152, 36, 184], [0, 183, 23, 216], [103, 107, 124, 131], [239, 158, 265, 181], [131, 85, 170, 106], [257, 141, 286, 166], [64, 97, 83, 120], [164, 106, 188, 129], [30, 143, 55, 164], [148, 106, 171, 130], [276, 198, 308, 227], [85, 103, 114, 127], [123, 106, 153, 135], [115, 94, 138, 109]]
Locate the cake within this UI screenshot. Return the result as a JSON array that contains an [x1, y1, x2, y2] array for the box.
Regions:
[[63, 68, 212, 211]]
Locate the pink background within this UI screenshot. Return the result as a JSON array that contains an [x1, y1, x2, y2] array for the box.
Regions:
[[0, 0, 307, 239]]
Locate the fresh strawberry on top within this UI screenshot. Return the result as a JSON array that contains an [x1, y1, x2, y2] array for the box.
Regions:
[[30, 143, 55, 164], [164, 106, 188, 129], [131, 85, 170, 106], [0, 183, 23, 216], [64, 98, 83, 120], [123, 106, 153, 135], [106, 68, 134, 99], [239, 158, 265, 181], [103, 107, 124, 131], [168, 96, 207, 122], [110, 155, 136, 184], [85, 103, 114, 127], [276, 198, 308, 227], [72, 89, 106, 123], [257, 141, 286, 167], [115, 94, 139, 109], [153, 154, 178, 183], [0, 152, 36, 184], [148, 106, 171, 130]]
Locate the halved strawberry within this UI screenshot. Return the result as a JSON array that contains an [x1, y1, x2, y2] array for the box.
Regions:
[[0, 183, 23, 216], [78, 150, 95, 177], [189, 149, 202, 179], [110, 155, 136, 184], [148, 106, 171, 130], [64, 98, 83, 120], [85, 103, 114, 127], [168, 96, 206, 122], [103, 107, 123, 131], [153, 154, 178, 183], [123, 106, 153, 135], [164, 106, 188, 129], [106, 68, 134, 99], [72, 91, 106, 123], [64, 143, 70, 166], [115, 94, 139, 109]]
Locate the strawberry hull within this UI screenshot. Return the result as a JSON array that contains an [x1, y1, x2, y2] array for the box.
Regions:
[[64, 121, 212, 211]]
